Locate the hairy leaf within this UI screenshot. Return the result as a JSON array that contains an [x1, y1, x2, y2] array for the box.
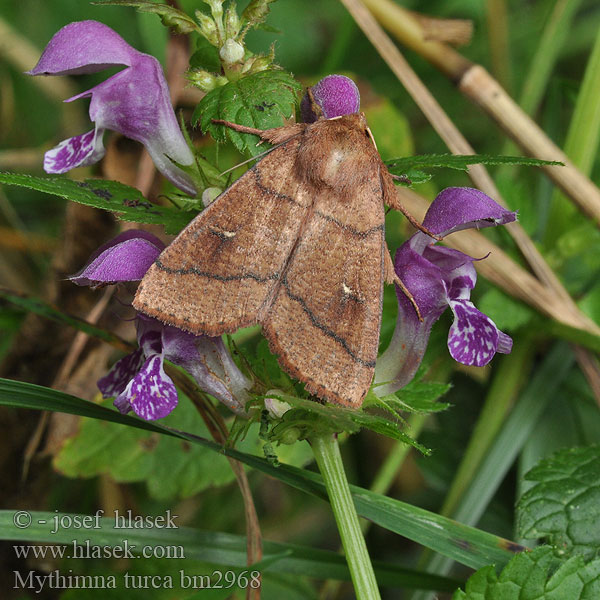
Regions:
[[453, 546, 600, 599], [0, 173, 195, 234], [53, 398, 236, 500], [194, 70, 301, 155], [517, 445, 600, 559]]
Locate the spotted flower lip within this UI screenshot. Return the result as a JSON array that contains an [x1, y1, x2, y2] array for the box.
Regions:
[[98, 316, 250, 420], [375, 187, 517, 395], [69, 230, 165, 286], [300, 74, 361, 123], [28, 20, 197, 196]]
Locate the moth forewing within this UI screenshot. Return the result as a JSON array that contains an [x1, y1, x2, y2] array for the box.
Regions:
[[134, 113, 389, 407]]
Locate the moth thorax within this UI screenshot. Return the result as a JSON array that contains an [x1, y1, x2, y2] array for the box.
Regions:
[[298, 132, 369, 192]]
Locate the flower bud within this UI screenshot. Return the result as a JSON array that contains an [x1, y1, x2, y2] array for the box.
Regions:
[[220, 38, 245, 64], [187, 69, 218, 92], [201, 186, 222, 207], [204, 0, 224, 20], [195, 10, 219, 45], [264, 391, 291, 419], [224, 3, 241, 39], [248, 54, 272, 74]]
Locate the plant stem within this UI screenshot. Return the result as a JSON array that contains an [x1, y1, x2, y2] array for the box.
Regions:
[[310, 434, 381, 600]]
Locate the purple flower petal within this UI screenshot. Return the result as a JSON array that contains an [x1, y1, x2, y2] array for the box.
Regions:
[[98, 347, 145, 398], [69, 232, 164, 286], [301, 74, 361, 122], [394, 243, 448, 320], [377, 186, 516, 395], [422, 187, 517, 237], [116, 354, 178, 420], [28, 21, 197, 196], [44, 129, 105, 173], [136, 317, 164, 357], [375, 245, 448, 393], [447, 300, 511, 366], [26, 21, 137, 76], [162, 328, 249, 414]]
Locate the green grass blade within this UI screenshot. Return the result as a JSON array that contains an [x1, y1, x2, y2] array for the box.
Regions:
[[410, 343, 574, 600], [0, 510, 459, 591], [0, 378, 521, 571]]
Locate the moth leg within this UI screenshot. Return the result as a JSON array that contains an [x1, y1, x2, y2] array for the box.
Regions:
[[384, 246, 423, 322], [211, 119, 306, 145], [382, 175, 443, 241]]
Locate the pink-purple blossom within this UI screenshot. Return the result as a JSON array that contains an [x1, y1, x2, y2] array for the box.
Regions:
[[28, 20, 196, 196], [72, 229, 250, 419], [375, 188, 517, 395]]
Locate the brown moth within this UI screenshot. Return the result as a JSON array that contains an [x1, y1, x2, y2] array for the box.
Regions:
[[133, 113, 424, 407]]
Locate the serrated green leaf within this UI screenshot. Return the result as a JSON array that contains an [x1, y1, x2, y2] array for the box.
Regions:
[[517, 445, 600, 560], [385, 154, 563, 178], [193, 70, 301, 155], [54, 398, 236, 500], [0, 173, 195, 234], [453, 546, 600, 599], [190, 35, 222, 72]]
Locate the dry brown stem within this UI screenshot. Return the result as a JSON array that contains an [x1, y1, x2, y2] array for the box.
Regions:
[[360, 0, 600, 226], [339, 0, 596, 336]]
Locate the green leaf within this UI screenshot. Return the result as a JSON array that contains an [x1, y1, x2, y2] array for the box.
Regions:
[[264, 391, 430, 453], [385, 154, 563, 178], [0, 378, 522, 571], [0, 173, 195, 234], [453, 546, 600, 599], [374, 381, 452, 415], [517, 445, 600, 560], [190, 35, 222, 72], [0, 511, 459, 593], [54, 398, 236, 500], [194, 70, 301, 155]]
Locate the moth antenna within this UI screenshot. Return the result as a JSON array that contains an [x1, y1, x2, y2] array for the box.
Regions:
[[391, 173, 412, 185], [219, 142, 288, 176], [211, 119, 268, 138]]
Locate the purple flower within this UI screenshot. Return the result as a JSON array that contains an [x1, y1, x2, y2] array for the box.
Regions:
[[73, 230, 250, 419], [98, 316, 250, 419], [375, 188, 517, 395], [69, 230, 165, 286], [300, 74, 360, 122], [28, 20, 196, 196]]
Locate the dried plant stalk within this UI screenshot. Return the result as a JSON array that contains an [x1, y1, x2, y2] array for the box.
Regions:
[[339, 0, 594, 334], [460, 66, 600, 226], [360, 0, 600, 227]]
